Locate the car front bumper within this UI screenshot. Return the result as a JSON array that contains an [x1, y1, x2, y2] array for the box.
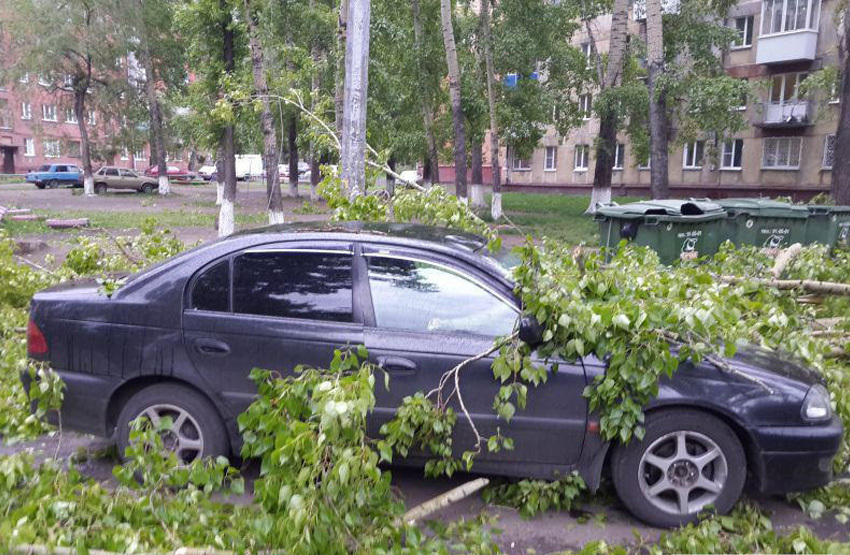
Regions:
[[750, 415, 843, 494]]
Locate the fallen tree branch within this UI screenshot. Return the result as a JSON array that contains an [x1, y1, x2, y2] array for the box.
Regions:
[[813, 317, 849, 329], [769, 243, 802, 279], [401, 477, 489, 525], [720, 275, 850, 296]]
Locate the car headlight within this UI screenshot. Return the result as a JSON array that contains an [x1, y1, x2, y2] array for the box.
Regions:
[[801, 384, 832, 422]]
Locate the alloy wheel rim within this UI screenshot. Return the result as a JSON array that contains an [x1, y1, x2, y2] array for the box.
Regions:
[[637, 430, 728, 516], [135, 403, 204, 464]]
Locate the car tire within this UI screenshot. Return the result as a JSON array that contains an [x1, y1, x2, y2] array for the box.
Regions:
[[94, 183, 107, 194], [116, 383, 230, 465], [35, 182, 46, 190], [141, 183, 154, 194], [611, 409, 746, 528], [47, 180, 59, 189]]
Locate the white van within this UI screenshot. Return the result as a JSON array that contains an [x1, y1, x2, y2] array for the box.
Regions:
[[235, 155, 264, 181]]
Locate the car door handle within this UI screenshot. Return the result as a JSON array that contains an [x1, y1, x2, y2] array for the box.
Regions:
[[377, 356, 417, 374], [194, 338, 231, 356]]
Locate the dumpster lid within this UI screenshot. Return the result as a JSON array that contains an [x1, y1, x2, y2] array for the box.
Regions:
[[596, 199, 725, 220], [715, 198, 809, 218], [806, 204, 850, 215]]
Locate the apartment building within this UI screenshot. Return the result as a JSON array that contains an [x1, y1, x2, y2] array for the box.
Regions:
[[0, 72, 190, 175], [505, 0, 839, 199]]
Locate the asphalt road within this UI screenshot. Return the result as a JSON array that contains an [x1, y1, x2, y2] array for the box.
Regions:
[[2, 432, 848, 554]]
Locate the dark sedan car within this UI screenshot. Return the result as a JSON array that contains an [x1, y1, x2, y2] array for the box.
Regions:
[[25, 222, 841, 527]]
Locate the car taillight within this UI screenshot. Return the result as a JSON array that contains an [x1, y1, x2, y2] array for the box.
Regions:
[[27, 319, 48, 356]]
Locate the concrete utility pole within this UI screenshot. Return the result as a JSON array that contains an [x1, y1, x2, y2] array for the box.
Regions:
[[340, 0, 370, 198]]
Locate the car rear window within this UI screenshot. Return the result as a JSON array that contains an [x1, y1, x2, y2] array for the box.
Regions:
[[191, 260, 230, 312], [233, 251, 353, 322]]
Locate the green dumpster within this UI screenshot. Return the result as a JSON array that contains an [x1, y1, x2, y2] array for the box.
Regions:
[[716, 198, 809, 255], [595, 200, 727, 264], [805, 205, 850, 250]]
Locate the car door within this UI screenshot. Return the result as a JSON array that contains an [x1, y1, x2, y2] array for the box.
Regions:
[[359, 246, 588, 470], [119, 168, 141, 189], [103, 167, 120, 188], [182, 242, 364, 417]]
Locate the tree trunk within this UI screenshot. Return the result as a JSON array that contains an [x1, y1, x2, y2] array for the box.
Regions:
[[386, 155, 396, 198], [470, 140, 484, 208], [335, 0, 349, 143], [588, 0, 629, 212], [289, 115, 299, 197], [219, 4, 237, 237], [646, 0, 669, 199], [244, 0, 284, 223], [412, 0, 440, 187], [188, 149, 197, 171], [832, 4, 850, 204], [440, 0, 467, 201], [137, 14, 170, 197], [74, 88, 95, 196], [480, 0, 501, 219], [340, 0, 371, 198], [309, 0, 321, 202]]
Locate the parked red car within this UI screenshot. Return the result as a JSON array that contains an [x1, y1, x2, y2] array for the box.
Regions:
[[144, 165, 196, 181]]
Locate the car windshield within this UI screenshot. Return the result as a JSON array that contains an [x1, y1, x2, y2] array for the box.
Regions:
[[480, 247, 520, 280], [38, 165, 50, 171]]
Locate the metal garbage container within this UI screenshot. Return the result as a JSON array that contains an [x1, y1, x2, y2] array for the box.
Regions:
[[595, 200, 727, 264], [715, 198, 809, 255], [805, 205, 850, 250]]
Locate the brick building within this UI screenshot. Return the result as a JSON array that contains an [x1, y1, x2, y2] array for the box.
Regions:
[[503, 0, 840, 199]]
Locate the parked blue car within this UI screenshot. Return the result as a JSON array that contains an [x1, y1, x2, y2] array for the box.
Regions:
[[26, 164, 82, 189]]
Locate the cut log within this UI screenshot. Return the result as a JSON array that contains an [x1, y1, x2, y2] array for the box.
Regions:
[[770, 243, 802, 279], [10, 214, 44, 221], [45, 218, 90, 229], [6, 208, 32, 215], [721, 275, 850, 297], [401, 477, 489, 525]]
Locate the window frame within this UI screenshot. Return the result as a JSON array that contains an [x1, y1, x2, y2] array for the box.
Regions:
[[682, 140, 705, 170], [731, 15, 754, 48], [41, 104, 57, 122], [24, 138, 35, 157], [43, 139, 61, 158], [823, 134, 835, 169], [721, 139, 744, 170], [762, 136, 803, 170], [613, 143, 625, 170], [579, 93, 592, 120], [21, 102, 32, 120], [544, 146, 558, 171], [574, 144, 589, 171], [512, 155, 531, 171], [760, 0, 820, 36]]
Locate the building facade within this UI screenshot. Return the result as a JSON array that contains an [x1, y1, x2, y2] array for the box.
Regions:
[[0, 72, 191, 176], [504, 0, 839, 199]]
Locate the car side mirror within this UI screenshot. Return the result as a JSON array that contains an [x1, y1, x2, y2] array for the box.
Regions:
[[518, 316, 545, 346]]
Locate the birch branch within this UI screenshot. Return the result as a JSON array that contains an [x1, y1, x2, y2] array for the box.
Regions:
[[769, 243, 802, 279], [401, 477, 489, 525], [720, 276, 850, 296]]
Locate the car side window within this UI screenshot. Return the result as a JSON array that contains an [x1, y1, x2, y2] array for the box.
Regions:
[[55, 165, 67, 172], [191, 260, 230, 312], [106, 168, 119, 177], [119, 169, 135, 177], [365, 255, 517, 337], [233, 251, 354, 322]]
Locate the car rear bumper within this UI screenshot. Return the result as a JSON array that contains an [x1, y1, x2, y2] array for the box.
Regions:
[[751, 416, 843, 494]]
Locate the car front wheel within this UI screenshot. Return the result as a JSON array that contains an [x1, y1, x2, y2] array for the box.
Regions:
[[141, 183, 155, 194], [116, 383, 230, 465], [611, 409, 746, 528]]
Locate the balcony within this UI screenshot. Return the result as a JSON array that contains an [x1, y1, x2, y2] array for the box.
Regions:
[[756, 30, 818, 64], [758, 101, 812, 128]]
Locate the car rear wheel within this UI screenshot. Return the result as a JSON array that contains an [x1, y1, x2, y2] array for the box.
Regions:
[[94, 183, 107, 194], [47, 180, 59, 189], [116, 383, 230, 465], [611, 409, 746, 528], [141, 183, 155, 194]]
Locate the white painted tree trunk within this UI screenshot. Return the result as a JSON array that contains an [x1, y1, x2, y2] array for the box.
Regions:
[[218, 198, 235, 237], [158, 175, 170, 195], [215, 181, 224, 205], [491, 192, 502, 220], [470, 184, 485, 208], [268, 209, 285, 224], [588, 186, 612, 212], [84, 175, 95, 196]]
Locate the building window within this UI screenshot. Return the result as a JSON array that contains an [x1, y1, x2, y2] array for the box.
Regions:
[[38, 74, 51, 86], [829, 74, 841, 104], [574, 144, 589, 171], [770, 72, 807, 104], [823, 134, 836, 169], [512, 157, 531, 170], [134, 149, 146, 161], [88, 110, 97, 126], [167, 150, 185, 162], [639, 154, 651, 170], [762, 136, 802, 169], [721, 139, 744, 170], [44, 140, 61, 158], [613, 143, 625, 169], [68, 141, 81, 158], [21, 102, 32, 120], [579, 93, 592, 119], [732, 15, 754, 47], [121, 148, 129, 160], [761, 0, 820, 35], [65, 108, 78, 124], [64, 74, 74, 87], [682, 140, 705, 169], [19, 73, 29, 84], [0, 100, 10, 129], [42, 104, 57, 122], [24, 138, 35, 157], [544, 146, 557, 171], [737, 78, 749, 110], [581, 42, 592, 68]]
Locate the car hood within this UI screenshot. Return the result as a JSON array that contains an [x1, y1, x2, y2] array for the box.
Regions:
[[729, 344, 823, 388]]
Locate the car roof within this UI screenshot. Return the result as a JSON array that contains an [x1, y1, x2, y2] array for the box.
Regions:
[[229, 221, 489, 253]]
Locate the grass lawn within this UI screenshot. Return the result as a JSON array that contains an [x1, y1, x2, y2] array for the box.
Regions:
[[484, 192, 644, 245]]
